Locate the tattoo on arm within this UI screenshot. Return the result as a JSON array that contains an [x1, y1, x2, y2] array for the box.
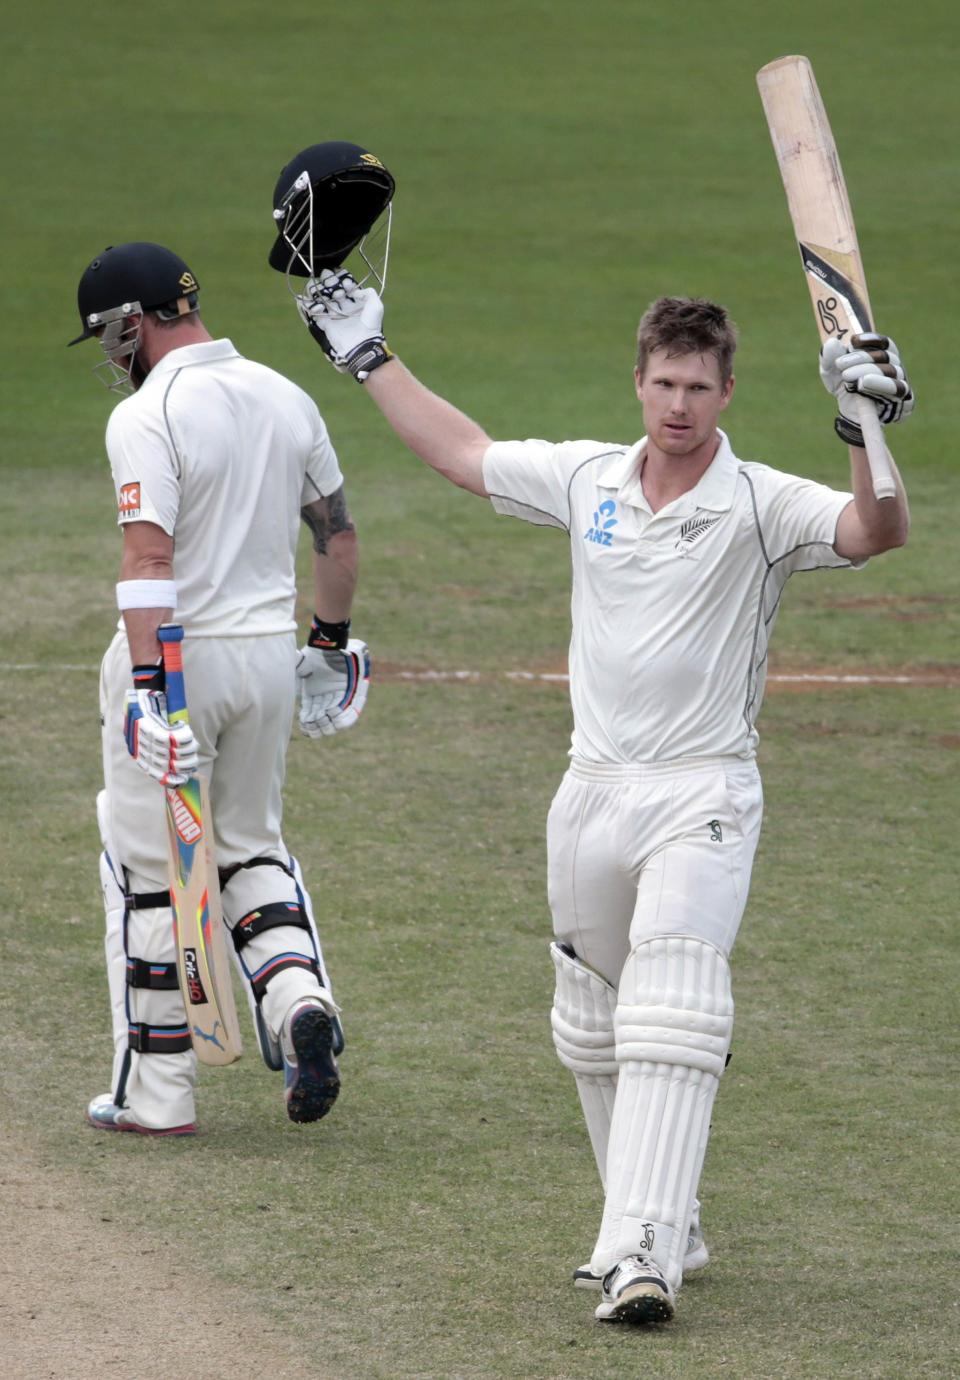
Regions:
[[300, 486, 355, 554]]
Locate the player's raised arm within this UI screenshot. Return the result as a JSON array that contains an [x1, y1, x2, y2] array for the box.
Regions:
[[298, 271, 492, 497]]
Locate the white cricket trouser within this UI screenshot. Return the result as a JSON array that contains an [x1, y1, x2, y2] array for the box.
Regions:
[[101, 630, 298, 883], [547, 755, 763, 984], [547, 755, 763, 1283]]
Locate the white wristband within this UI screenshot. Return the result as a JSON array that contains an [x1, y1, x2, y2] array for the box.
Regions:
[[116, 579, 178, 611]]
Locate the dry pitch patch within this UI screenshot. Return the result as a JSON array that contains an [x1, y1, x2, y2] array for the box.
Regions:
[[0, 1124, 321, 1380]]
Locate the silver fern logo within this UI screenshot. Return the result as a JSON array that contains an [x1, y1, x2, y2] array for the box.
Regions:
[[676, 511, 720, 550]]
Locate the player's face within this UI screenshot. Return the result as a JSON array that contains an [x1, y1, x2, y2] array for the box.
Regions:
[[635, 349, 734, 457]]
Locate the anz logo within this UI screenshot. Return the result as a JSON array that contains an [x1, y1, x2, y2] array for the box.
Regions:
[[584, 499, 618, 547]]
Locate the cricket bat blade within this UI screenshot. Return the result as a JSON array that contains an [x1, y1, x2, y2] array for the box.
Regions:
[[757, 54, 897, 500], [159, 624, 243, 1066]]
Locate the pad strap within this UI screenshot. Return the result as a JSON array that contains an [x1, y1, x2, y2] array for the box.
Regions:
[[126, 958, 179, 990], [128, 1021, 193, 1054], [231, 902, 312, 953], [219, 855, 297, 890], [126, 888, 171, 910], [248, 953, 320, 1002]]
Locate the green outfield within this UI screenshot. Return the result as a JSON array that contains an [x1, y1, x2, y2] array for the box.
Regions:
[[1, 1, 958, 1377]]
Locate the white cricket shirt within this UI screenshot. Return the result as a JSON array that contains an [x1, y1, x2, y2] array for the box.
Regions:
[[483, 430, 858, 763], [106, 339, 343, 636]]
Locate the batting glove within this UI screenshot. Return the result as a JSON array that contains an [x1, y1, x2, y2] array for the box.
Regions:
[[123, 665, 200, 786], [295, 637, 370, 738], [820, 332, 914, 444], [297, 270, 393, 382]]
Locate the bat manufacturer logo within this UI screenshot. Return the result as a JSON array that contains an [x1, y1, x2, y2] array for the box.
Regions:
[[193, 1020, 226, 1050], [183, 947, 208, 1005], [169, 790, 202, 845], [800, 244, 870, 335], [816, 297, 844, 337]]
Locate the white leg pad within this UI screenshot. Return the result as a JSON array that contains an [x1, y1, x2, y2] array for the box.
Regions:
[[221, 859, 336, 1042], [97, 790, 196, 1127], [97, 791, 128, 1089], [590, 936, 733, 1289], [550, 943, 619, 1188], [290, 855, 335, 995]]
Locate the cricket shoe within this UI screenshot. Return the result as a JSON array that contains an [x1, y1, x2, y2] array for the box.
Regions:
[[574, 1214, 708, 1289], [281, 999, 341, 1124], [594, 1254, 676, 1325], [86, 1094, 196, 1136]]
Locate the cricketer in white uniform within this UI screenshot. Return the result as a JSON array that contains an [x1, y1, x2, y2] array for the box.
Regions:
[[70, 242, 369, 1136], [294, 278, 912, 1324]]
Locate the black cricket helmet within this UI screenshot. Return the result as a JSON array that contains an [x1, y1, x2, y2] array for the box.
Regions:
[[68, 242, 201, 393], [269, 141, 395, 290]]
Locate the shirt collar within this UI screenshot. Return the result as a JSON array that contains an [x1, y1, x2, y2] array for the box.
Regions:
[[598, 429, 739, 514], [147, 338, 242, 379]]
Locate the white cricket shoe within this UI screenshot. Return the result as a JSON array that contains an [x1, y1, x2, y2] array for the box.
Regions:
[[574, 1213, 708, 1289], [281, 999, 341, 1124], [86, 1093, 197, 1137], [594, 1254, 676, 1324]]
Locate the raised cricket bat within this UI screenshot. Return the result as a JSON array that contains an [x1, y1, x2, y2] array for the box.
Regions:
[[158, 623, 242, 1065], [757, 54, 897, 500]]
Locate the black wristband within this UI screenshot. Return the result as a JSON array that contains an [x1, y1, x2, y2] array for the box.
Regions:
[[132, 663, 164, 692], [308, 615, 351, 651], [834, 413, 865, 447], [343, 339, 393, 383]]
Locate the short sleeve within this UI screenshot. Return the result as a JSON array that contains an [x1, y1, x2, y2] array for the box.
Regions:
[[300, 403, 344, 505], [751, 467, 858, 574], [482, 439, 595, 530], [105, 399, 181, 534]]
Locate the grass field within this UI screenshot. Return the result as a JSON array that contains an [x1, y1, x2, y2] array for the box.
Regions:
[[1, 2, 958, 1377]]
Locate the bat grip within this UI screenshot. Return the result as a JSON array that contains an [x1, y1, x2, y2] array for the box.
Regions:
[[157, 623, 190, 723], [854, 397, 897, 501]]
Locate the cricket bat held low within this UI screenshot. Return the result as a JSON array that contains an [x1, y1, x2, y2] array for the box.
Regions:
[[757, 54, 897, 500], [158, 623, 243, 1066]]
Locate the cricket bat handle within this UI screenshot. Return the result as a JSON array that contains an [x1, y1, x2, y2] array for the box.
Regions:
[[854, 396, 897, 501], [157, 623, 189, 721]]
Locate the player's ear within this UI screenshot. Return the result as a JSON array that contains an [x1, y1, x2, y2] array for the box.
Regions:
[[719, 374, 735, 409]]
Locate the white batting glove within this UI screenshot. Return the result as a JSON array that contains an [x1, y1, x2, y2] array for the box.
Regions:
[[295, 638, 370, 738], [297, 270, 392, 382], [820, 333, 915, 428], [123, 672, 199, 786]]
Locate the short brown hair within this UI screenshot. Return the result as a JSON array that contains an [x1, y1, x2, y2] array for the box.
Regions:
[[636, 296, 738, 384]]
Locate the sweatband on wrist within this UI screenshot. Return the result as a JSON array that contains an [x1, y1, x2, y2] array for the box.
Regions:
[[308, 614, 351, 651], [116, 579, 178, 610], [132, 663, 164, 692], [345, 340, 393, 383], [834, 414, 865, 447]]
